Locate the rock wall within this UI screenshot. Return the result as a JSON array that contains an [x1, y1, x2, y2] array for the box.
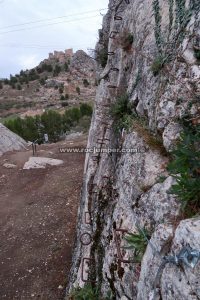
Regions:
[[0, 123, 27, 156], [67, 1, 200, 299]]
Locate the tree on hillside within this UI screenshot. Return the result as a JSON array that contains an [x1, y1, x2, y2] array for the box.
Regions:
[[62, 107, 81, 131], [76, 86, 81, 95], [23, 116, 39, 141], [41, 110, 62, 142], [83, 79, 90, 87], [5, 117, 24, 138], [53, 64, 61, 77], [64, 62, 69, 72], [80, 103, 93, 116]]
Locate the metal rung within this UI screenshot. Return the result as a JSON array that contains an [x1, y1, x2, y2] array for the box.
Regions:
[[108, 85, 117, 88], [114, 15, 122, 21], [91, 183, 97, 187], [107, 51, 115, 56], [81, 258, 96, 283], [97, 141, 106, 145], [110, 67, 119, 72]]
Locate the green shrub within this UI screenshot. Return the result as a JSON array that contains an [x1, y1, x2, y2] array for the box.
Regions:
[[17, 84, 22, 90], [64, 62, 69, 72], [40, 63, 53, 72], [10, 75, 18, 84], [36, 67, 42, 74], [96, 47, 108, 68], [124, 227, 150, 262], [151, 55, 165, 76], [194, 47, 200, 60], [73, 115, 92, 132], [167, 121, 200, 214], [53, 64, 61, 77], [59, 86, 64, 94], [80, 103, 93, 116], [76, 86, 81, 95], [4, 79, 9, 85], [65, 94, 69, 100], [60, 95, 65, 100], [69, 284, 99, 300], [127, 33, 134, 45], [0, 81, 3, 89], [116, 30, 134, 51], [110, 93, 135, 131], [83, 79, 90, 87], [4, 105, 91, 143], [61, 102, 68, 107], [40, 78, 45, 85]]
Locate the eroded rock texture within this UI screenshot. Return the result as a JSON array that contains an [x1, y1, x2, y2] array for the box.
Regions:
[[67, 1, 200, 299], [0, 123, 27, 156]]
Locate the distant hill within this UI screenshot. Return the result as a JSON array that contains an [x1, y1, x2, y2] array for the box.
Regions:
[[0, 49, 97, 120]]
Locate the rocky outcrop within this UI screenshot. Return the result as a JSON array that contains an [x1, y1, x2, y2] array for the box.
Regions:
[[0, 123, 27, 156], [67, 1, 200, 299], [70, 50, 97, 74], [23, 157, 63, 169]]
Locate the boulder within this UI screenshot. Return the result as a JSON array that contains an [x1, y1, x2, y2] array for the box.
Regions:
[[0, 123, 27, 156]]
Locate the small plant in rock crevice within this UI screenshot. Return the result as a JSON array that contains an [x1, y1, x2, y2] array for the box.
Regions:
[[167, 119, 200, 216], [69, 284, 99, 300], [69, 285, 113, 300], [96, 47, 108, 68], [114, 30, 134, 52], [76, 86, 81, 95], [151, 55, 165, 76], [124, 227, 151, 263], [194, 47, 200, 60], [110, 93, 136, 132]]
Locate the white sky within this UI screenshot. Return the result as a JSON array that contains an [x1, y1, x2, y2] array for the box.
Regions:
[[0, 0, 109, 78]]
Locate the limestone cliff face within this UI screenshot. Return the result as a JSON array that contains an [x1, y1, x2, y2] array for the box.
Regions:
[[68, 1, 200, 299]]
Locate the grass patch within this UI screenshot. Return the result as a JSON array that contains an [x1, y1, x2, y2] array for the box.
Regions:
[[131, 119, 168, 155], [69, 284, 99, 300]]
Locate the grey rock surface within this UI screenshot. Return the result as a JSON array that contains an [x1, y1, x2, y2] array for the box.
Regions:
[[67, 0, 200, 299], [0, 123, 27, 156]]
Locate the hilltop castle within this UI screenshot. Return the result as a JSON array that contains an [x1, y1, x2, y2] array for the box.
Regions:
[[48, 49, 73, 63]]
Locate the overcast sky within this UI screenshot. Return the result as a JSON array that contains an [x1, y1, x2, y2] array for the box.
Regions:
[[0, 0, 109, 78]]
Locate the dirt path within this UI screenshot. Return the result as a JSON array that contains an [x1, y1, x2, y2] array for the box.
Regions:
[[0, 136, 87, 300]]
